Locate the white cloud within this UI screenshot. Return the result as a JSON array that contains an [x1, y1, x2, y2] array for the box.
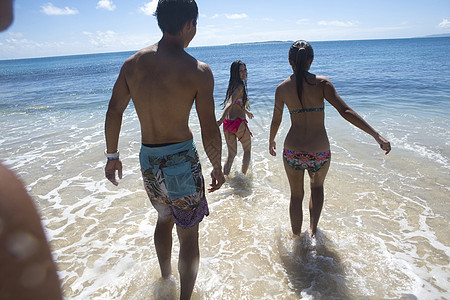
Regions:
[[7, 31, 24, 38], [296, 18, 309, 25], [41, 3, 79, 16], [211, 14, 220, 19], [438, 18, 450, 29], [225, 13, 248, 20], [83, 30, 116, 47], [139, 0, 158, 16], [318, 20, 358, 27], [97, 0, 116, 11]]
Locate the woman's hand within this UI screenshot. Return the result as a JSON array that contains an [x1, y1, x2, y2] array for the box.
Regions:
[[246, 110, 254, 119], [375, 134, 391, 155], [269, 140, 277, 156]]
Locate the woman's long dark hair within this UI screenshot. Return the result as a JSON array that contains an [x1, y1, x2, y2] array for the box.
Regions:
[[222, 60, 248, 108], [289, 40, 314, 107]]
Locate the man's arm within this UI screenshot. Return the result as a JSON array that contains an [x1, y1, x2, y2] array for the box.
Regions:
[[105, 64, 131, 185], [0, 162, 63, 299], [195, 63, 225, 192]]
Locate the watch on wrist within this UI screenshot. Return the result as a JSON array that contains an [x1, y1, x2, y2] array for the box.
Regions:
[[104, 150, 119, 160]]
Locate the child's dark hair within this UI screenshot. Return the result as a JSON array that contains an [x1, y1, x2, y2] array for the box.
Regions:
[[222, 60, 248, 108], [155, 0, 198, 35], [289, 40, 315, 107]]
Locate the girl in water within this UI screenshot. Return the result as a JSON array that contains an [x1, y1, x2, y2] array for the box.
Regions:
[[269, 40, 391, 237], [218, 60, 254, 175]]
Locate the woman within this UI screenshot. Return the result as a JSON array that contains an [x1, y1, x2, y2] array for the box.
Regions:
[[218, 60, 254, 175], [269, 40, 391, 237]]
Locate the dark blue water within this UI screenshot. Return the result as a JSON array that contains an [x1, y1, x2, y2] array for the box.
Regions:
[[1, 37, 448, 117]]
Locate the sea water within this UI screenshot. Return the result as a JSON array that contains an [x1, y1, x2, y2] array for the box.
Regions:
[[0, 37, 449, 299]]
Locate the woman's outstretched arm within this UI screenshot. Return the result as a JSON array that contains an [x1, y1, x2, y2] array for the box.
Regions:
[[323, 77, 391, 154]]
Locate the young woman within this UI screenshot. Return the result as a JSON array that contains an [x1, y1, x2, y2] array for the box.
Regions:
[[218, 60, 254, 175], [269, 40, 391, 237]]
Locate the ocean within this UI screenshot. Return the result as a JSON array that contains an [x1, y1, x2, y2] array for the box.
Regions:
[[0, 37, 449, 299]]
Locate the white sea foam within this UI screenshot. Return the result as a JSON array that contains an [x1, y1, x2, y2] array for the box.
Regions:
[[41, 107, 449, 299], [1, 86, 449, 299]]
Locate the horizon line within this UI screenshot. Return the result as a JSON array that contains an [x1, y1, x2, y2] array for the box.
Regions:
[[1, 34, 449, 62]]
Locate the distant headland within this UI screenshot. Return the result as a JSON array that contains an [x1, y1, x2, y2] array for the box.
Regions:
[[229, 41, 293, 46], [228, 34, 450, 46], [423, 33, 450, 38]]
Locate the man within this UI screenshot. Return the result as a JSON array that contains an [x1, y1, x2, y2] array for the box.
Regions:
[[104, 0, 225, 299]]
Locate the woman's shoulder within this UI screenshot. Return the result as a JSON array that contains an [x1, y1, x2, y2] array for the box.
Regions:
[[314, 75, 332, 85], [230, 84, 245, 98], [277, 75, 294, 90]]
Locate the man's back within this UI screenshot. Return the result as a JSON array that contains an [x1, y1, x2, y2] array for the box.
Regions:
[[123, 41, 210, 144]]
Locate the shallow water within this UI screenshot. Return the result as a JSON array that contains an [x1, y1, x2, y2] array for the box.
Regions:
[[0, 38, 449, 299]]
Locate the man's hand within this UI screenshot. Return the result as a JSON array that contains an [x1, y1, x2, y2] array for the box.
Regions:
[[208, 168, 225, 192], [105, 159, 123, 186]]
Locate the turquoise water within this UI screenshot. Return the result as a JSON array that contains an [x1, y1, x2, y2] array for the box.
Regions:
[[0, 38, 449, 299]]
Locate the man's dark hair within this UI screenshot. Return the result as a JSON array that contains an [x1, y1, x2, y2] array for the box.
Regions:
[[155, 0, 198, 35]]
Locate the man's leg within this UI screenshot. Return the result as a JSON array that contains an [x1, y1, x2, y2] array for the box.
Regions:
[[154, 214, 175, 278], [176, 224, 199, 300]]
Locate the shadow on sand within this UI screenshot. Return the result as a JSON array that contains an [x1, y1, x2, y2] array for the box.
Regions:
[[225, 171, 253, 198], [277, 230, 350, 298]]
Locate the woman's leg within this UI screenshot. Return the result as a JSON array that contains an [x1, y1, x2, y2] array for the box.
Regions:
[[237, 124, 252, 175], [283, 158, 306, 236], [307, 159, 330, 237], [223, 130, 237, 176]]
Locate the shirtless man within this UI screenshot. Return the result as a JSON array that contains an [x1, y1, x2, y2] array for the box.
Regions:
[[104, 0, 225, 299]]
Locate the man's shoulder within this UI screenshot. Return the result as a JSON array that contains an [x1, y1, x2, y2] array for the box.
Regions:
[[180, 55, 212, 81], [123, 44, 157, 65], [195, 59, 212, 74]]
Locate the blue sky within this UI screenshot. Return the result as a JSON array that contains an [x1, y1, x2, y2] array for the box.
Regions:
[[0, 0, 449, 59]]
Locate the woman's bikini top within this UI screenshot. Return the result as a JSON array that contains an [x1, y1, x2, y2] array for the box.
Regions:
[[289, 107, 324, 114]]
